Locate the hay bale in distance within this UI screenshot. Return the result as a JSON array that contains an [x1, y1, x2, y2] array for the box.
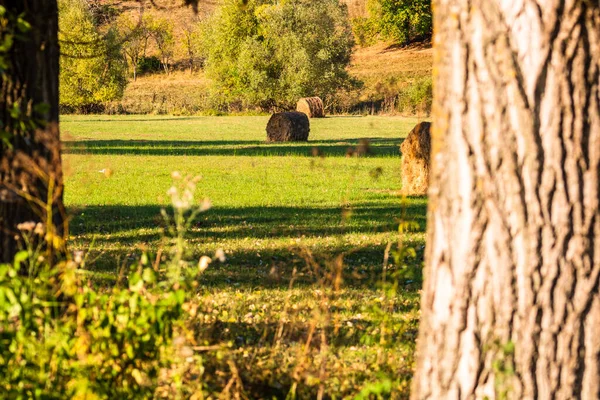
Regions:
[[266, 112, 310, 142], [400, 122, 432, 195], [296, 97, 325, 118]]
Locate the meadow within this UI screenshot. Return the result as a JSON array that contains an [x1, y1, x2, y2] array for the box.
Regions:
[[61, 115, 428, 398]]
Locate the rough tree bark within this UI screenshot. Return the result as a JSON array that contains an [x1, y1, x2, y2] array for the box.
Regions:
[[0, 0, 66, 264], [412, 1, 599, 399]]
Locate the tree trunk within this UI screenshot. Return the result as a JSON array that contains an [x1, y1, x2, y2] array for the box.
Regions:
[[412, 1, 599, 399], [0, 0, 66, 264]]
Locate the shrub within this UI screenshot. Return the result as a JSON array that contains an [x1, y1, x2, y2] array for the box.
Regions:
[[352, 0, 432, 46], [0, 260, 195, 398], [351, 16, 379, 47], [138, 56, 162, 75], [0, 175, 208, 398], [59, 0, 127, 113], [202, 0, 357, 111], [397, 76, 432, 114], [375, 0, 432, 44]]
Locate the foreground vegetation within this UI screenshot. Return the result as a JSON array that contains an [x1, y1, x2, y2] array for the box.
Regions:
[[56, 115, 427, 397]]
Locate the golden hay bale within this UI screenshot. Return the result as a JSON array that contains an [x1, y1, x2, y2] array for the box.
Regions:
[[296, 97, 325, 118], [266, 112, 310, 142], [400, 122, 431, 195]]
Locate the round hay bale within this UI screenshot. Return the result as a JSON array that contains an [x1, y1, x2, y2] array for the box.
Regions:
[[400, 122, 432, 195], [266, 112, 310, 142], [296, 97, 325, 118]]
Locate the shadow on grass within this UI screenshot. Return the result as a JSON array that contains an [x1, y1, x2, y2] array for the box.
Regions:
[[70, 202, 427, 240], [198, 311, 419, 398], [198, 317, 420, 351], [70, 200, 427, 288], [65, 117, 205, 123], [62, 138, 405, 157], [82, 243, 425, 290]]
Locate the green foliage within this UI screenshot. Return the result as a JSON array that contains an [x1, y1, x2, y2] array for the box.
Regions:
[[0, 260, 188, 398], [146, 15, 175, 74], [397, 76, 432, 114], [351, 16, 379, 47], [355, 377, 393, 399], [59, 0, 127, 113], [492, 341, 516, 400], [353, 0, 432, 46], [0, 175, 209, 398], [138, 56, 162, 75], [375, 0, 432, 44], [202, 0, 356, 110]]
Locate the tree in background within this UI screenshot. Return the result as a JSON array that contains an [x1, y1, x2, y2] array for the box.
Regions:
[[59, 0, 127, 113], [147, 15, 175, 74], [117, 11, 151, 81], [413, 1, 599, 398], [374, 0, 431, 44], [181, 15, 203, 73], [202, 0, 355, 110], [353, 0, 432, 46]]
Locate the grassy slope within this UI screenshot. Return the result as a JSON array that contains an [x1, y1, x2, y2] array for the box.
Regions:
[[120, 43, 433, 115], [62, 115, 426, 397], [118, 71, 211, 114], [349, 43, 433, 93], [113, 1, 432, 115]]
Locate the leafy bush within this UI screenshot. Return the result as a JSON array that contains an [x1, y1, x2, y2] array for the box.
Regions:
[[59, 0, 127, 113], [138, 56, 162, 75], [0, 258, 191, 398], [375, 0, 432, 44], [202, 0, 356, 111], [397, 76, 432, 114], [351, 16, 380, 47], [352, 0, 432, 46], [0, 175, 208, 398]]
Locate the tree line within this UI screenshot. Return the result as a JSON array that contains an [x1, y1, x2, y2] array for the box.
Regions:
[[59, 0, 433, 113]]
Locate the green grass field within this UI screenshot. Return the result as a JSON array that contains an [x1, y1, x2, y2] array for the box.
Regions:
[[61, 115, 427, 398]]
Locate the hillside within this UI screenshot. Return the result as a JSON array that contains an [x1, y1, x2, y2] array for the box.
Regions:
[[117, 42, 432, 115], [342, 0, 369, 18], [113, 0, 368, 63], [348, 42, 432, 109], [90, 0, 432, 115]]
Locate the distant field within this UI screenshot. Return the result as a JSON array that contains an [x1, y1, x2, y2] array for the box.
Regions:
[[61, 115, 426, 271], [61, 115, 427, 398], [117, 42, 433, 115]]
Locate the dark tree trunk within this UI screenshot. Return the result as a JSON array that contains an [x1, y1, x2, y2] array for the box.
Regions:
[[0, 0, 65, 264], [413, 1, 599, 399]]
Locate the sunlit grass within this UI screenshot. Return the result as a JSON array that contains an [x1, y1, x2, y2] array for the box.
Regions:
[[62, 115, 425, 273], [61, 114, 426, 398]]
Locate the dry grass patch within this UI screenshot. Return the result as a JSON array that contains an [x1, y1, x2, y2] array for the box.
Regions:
[[119, 71, 211, 114], [349, 42, 433, 82]]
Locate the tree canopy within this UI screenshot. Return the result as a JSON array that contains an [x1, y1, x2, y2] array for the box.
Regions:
[[202, 0, 356, 110], [58, 0, 127, 113]]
